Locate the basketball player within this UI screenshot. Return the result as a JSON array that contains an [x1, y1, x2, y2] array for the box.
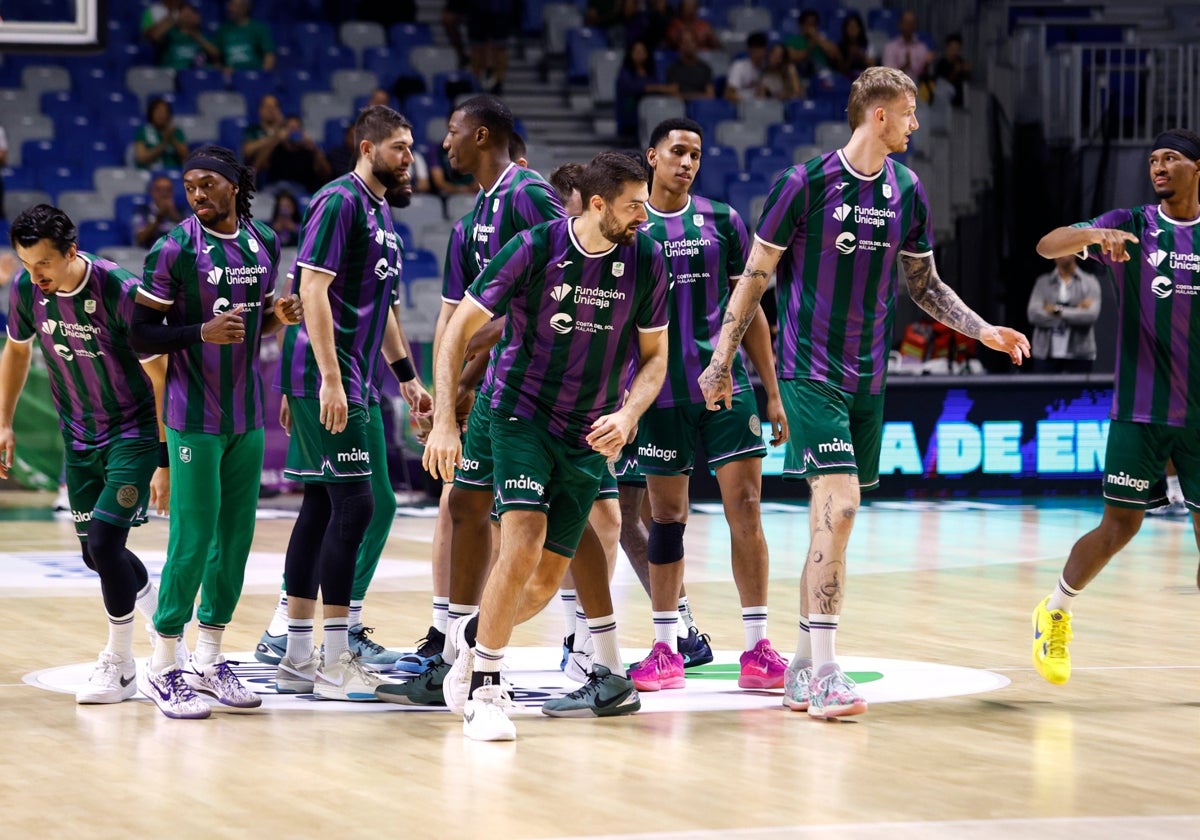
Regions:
[[1030, 129, 1200, 685], [698, 67, 1029, 719]]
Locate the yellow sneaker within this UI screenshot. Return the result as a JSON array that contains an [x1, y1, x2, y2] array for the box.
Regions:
[[1031, 596, 1073, 685]]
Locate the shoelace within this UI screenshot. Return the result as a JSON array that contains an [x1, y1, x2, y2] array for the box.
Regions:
[[210, 661, 249, 695], [342, 652, 378, 682], [756, 644, 787, 668], [1045, 616, 1073, 658], [565, 669, 607, 701], [168, 669, 201, 700], [352, 626, 387, 655]]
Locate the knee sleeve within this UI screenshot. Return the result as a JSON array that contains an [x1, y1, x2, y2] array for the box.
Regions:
[[86, 518, 130, 574], [647, 520, 686, 566], [328, 482, 375, 543]]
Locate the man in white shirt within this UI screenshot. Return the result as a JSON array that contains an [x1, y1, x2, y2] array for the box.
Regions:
[[725, 32, 769, 102]]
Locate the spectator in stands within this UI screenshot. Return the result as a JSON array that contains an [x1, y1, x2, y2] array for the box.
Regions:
[[442, 0, 470, 68], [262, 115, 332, 194], [0, 250, 16, 330], [760, 42, 804, 101], [242, 93, 286, 172], [0, 122, 7, 219], [1026, 254, 1102, 374], [431, 142, 477, 196], [549, 162, 584, 215], [725, 32, 769, 102], [214, 0, 276, 72], [143, 1, 221, 69], [836, 12, 876, 81], [467, 0, 514, 95], [326, 122, 357, 176], [134, 97, 190, 171], [932, 33, 971, 107], [882, 10, 933, 84], [666, 30, 715, 101], [785, 9, 839, 81], [367, 88, 394, 109], [621, 0, 672, 53], [616, 39, 677, 141], [269, 189, 302, 247], [132, 174, 186, 248], [665, 0, 719, 51], [408, 145, 433, 194]]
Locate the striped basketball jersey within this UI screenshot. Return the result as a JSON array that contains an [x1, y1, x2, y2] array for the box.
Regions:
[[8, 254, 158, 448], [441, 211, 471, 303], [756, 149, 933, 394], [141, 216, 280, 434], [277, 172, 403, 408], [1077, 204, 1200, 426], [466, 218, 670, 448], [641, 194, 751, 406]]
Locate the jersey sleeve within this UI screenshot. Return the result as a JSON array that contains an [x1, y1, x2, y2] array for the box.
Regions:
[[900, 173, 934, 256], [296, 190, 353, 276], [755, 166, 808, 251], [636, 239, 670, 333], [1072, 208, 1136, 268], [514, 181, 566, 228], [442, 216, 471, 303], [5, 274, 36, 343], [724, 204, 751, 279], [140, 233, 183, 305], [465, 230, 535, 318]]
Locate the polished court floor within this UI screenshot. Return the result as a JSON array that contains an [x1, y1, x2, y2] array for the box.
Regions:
[[0, 491, 1198, 839]]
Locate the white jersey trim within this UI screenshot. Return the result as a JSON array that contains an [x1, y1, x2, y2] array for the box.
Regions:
[[753, 233, 787, 251], [1158, 206, 1200, 227], [899, 249, 934, 258], [137, 288, 173, 306], [464, 291, 494, 319], [5, 325, 34, 344], [295, 261, 337, 277], [837, 149, 885, 181], [637, 323, 669, 334], [646, 196, 693, 219]]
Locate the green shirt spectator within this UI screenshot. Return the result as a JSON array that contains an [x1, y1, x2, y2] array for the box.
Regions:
[[215, 0, 276, 71]]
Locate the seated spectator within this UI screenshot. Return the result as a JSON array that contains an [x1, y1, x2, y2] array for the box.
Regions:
[[242, 93, 286, 172], [665, 0, 719, 51], [133, 96, 190, 171], [786, 9, 839, 80], [882, 10, 933, 84], [622, 0, 672, 54], [263, 115, 332, 194], [615, 39, 677, 141], [214, 0, 276, 71], [666, 30, 714, 101], [725, 32, 768, 102], [932, 33, 971, 107], [143, 1, 220, 69], [836, 11, 876, 80], [270, 189, 302, 247], [1026, 254, 1102, 374], [760, 42, 803, 100], [431, 142, 477, 196], [366, 88, 395, 109], [132, 174, 186, 247]]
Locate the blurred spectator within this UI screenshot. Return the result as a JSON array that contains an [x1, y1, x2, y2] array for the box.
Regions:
[[263, 115, 332, 194], [666, 30, 715, 101], [760, 42, 804, 100], [132, 174, 185, 247], [622, 0, 673, 53], [133, 96, 190, 171], [932, 33, 971, 107], [143, 1, 220, 69], [1026, 254, 1102, 374], [588, 0, 625, 45], [409, 143, 432, 193], [836, 12, 876, 80], [366, 88, 394, 108], [616, 39, 677, 141], [270, 189, 302, 246], [785, 9, 839, 80], [431, 143, 477, 196], [725, 32, 768, 102], [0, 249, 17, 330], [467, 0, 514, 95], [326, 122, 357, 176], [882, 10, 933, 84], [549, 162, 584, 215], [665, 0, 719, 50], [0, 123, 7, 219], [442, 0, 470, 68], [214, 0, 276, 71], [140, 0, 186, 47], [242, 93, 286, 171]]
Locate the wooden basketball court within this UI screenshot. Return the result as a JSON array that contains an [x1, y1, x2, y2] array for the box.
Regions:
[[2, 491, 1198, 838]]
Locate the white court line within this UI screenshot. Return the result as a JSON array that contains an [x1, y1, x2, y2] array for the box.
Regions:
[[533, 814, 1200, 840]]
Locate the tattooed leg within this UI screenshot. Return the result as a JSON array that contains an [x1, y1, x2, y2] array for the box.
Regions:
[[805, 473, 860, 618]]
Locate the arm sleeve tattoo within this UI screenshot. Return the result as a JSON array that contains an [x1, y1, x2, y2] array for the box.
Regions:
[[901, 253, 988, 339]]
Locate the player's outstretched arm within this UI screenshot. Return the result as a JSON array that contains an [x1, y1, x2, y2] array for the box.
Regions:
[[902, 252, 1030, 365], [0, 340, 34, 480], [425, 299, 490, 481], [1037, 226, 1137, 262]]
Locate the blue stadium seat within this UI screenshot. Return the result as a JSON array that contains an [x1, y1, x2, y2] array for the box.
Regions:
[[687, 98, 737, 140], [868, 8, 899, 38], [305, 44, 356, 75], [280, 69, 320, 107], [324, 117, 353, 150], [228, 71, 279, 110], [42, 167, 92, 198], [786, 98, 836, 126], [177, 69, 227, 101], [21, 138, 59, 173], [219, 116, 252, 154], [110, 116, 145, 155], [725, 173, 769, 227], [107, 42, 156, 70], [389, 22, 433, 49], [404, 94, 451, 141], [566, 28, 607, 85], [430, 71, 478, 101], [744, 147, 791, 183], [404, 248, 440, 281], [696, 143, 737, 197], [39, 90, 77, 124], [394, 221, 414, 251], [91, 90, 140, 121], [70, 65, 114, 95], [114, 194, 148, 240], [364, 46, 414, 80], [79, 220, 125, 251]]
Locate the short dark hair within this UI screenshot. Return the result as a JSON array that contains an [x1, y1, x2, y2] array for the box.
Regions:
[[145, 95, 172, 123], [548, 162, 584, 204], [509, 131, 527, 163], [648, 117, 704, 149], [799, 9, 820, 25], [578, 150, 648, 206], [354, 104, 414, 150], [9, 204, 78, 254], [453, 94, 514, 147], [747, 32, 768, 49]]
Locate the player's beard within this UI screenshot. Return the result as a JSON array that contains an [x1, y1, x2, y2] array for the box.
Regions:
[[600, 207, 637, 245], [1154, 185, 1176, 200], [371, 150, 405, 192]]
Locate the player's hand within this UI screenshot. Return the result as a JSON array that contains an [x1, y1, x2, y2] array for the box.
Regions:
[[149, 466, 170, 516], [400, 378, 433, 417], [0, 424, 15, 480], [201, 304, 246, 344], [274, 294, 303, 325], [1092, 228, 1138, 262], [981, 326, 1032, 366], [279, 395, 291, 436], [765, 392, 789, 446], [422, 421, 462, 481], [698, 361, 734, 411], [318, 378, 348, 433], [586, 411, 634, 459]]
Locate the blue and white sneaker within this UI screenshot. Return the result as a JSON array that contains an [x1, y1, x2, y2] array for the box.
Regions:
[[394, 626, 445, 674], [348, 624, 403, 671], [254, 630, 286, 665], [677, 627, 714, 668]]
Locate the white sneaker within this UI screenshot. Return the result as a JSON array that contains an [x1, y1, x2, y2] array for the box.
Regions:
[[145, 624, 190, 668], [275, 650, 322, 694], [182, 656, 263, 708], [564, 649, 593, 684], [138, 663, 211, 719], [314, 650, 381, 701], [462, 683, 516, 741], [1148, 499, 1189, 516], [76, 651, 137, 704], [444, 612, 477, 714]]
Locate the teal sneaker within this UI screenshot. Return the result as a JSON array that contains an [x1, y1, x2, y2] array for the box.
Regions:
[[254, 630, 286, 665], [541, 665, 641, 718], [349, 624, 403, 671], [375, 655, 449, 705]]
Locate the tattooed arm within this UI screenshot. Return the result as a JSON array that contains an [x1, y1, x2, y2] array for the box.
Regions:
[[902, 252, 1030, 365], [698, 239, 785, 409]]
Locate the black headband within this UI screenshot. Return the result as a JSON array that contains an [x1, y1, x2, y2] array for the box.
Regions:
[[182, 156, 240, 185], [1153, 131, 1200, 161]]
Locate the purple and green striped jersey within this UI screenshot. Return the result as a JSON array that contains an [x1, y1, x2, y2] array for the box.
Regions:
[[367, 252, 406, 406], [276, 172, 403, 407], [441, 212, 471, 303], [7, 255, 158, 448], [642, 194, 751, 406], [466, 218, 670, 448], [756, 149, 933, 394], [1076, 205, 1200, 426], [141, 217, 279, 434]]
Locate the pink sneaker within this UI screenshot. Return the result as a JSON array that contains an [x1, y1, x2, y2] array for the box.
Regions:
[[628, 642, 686, 691], [738, 638, 788, 689]]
